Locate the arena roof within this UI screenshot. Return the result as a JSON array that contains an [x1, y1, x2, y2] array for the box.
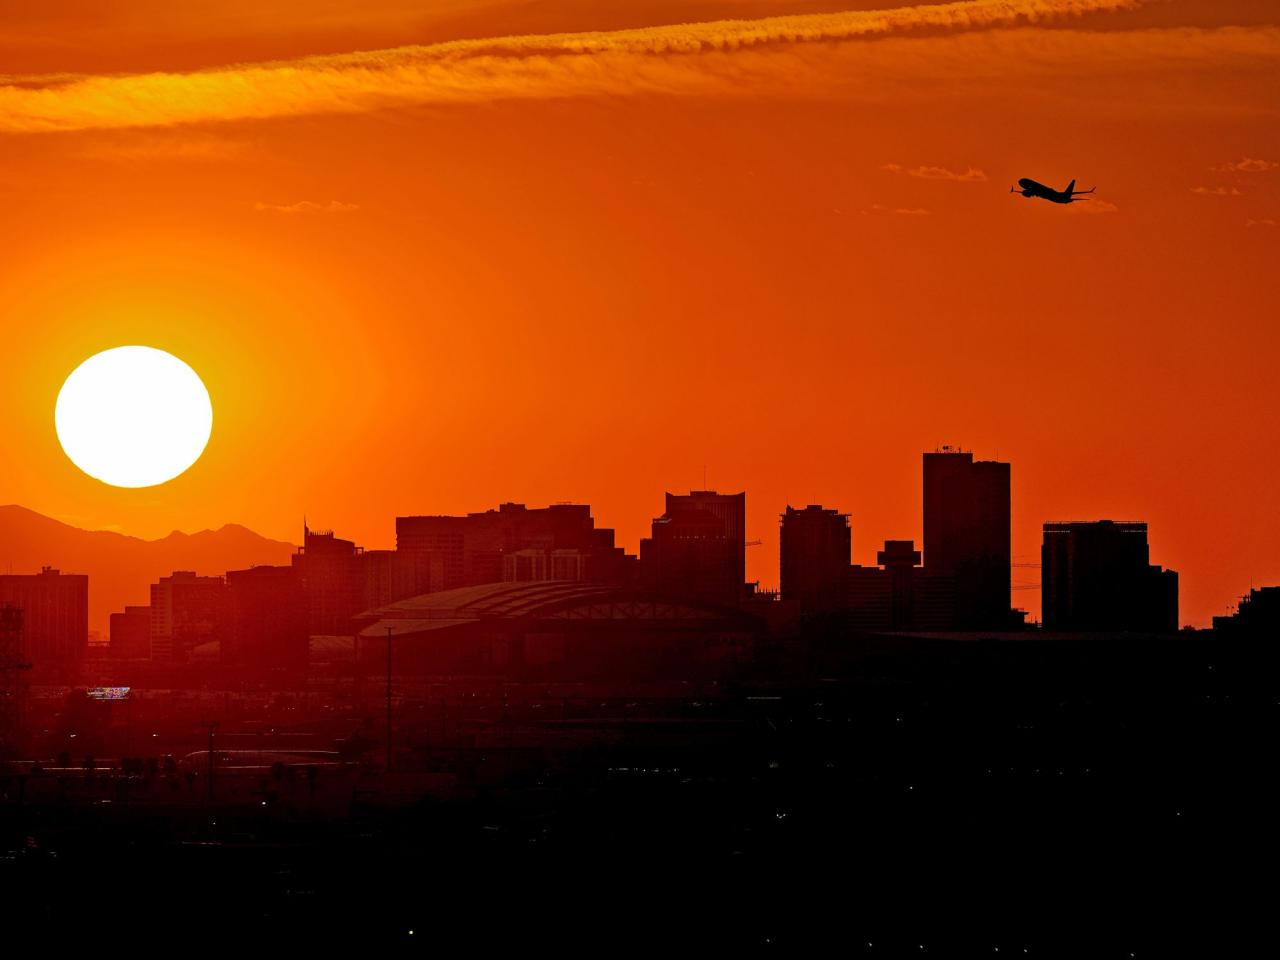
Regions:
[[356, 581, 750, 638]]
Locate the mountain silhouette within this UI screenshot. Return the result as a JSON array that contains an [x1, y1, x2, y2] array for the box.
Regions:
[[0, 505, 296, 639]]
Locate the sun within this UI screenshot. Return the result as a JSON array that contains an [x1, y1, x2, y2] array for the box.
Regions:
[[55, 346, 213, 488]]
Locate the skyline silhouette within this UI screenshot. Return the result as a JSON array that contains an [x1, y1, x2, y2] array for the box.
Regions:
[[3, 1, 1277, 637], [0, 436, 1241, 635], [0, 445, 1240, 677], [2, 1, 1276, 949]]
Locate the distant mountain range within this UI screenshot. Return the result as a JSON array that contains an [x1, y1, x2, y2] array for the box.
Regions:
[[0, 505, 296, 639]]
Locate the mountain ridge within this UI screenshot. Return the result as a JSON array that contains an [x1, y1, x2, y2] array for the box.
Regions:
[[0, 505, 297, 638]]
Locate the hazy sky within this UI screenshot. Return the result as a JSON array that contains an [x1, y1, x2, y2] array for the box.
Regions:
[[2, 0, 1277, 625]]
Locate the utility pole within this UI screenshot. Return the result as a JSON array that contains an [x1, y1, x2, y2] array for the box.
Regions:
[[385, 625, 393, 772], [204, 720, 218, 803]]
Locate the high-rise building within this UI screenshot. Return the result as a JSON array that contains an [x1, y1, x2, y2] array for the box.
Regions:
[[845, 540, 956, 631], [638, 491, 746, 605], [1213, 586, 1280, 636], [224, 565, 308, 672], [922, 447, 1012, 628], [362, 548, 439, 612], [780, 505, 850, 615], [293, 526, 366, 636], [149, 571, 225, 663], [1041, 521, 1178, 632], [109, 605, 151, 660], [396, 502, 634, 591], [664, 492, 746, 590], [0, 568, 89, 664], [294, 526, 437, 636], [0, 603, 26, 754]]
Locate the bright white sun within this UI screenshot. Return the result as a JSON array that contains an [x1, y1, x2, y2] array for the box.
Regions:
[[55, 346, 213, 488]]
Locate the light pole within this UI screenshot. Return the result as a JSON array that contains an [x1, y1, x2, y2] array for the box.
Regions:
[[204, 720, 219, 804], [385, 624, 393, 772]]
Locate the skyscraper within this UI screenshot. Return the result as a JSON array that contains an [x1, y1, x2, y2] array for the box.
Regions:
[[640, 491, 747, 605], [0, 568, 88, 665], [293, 526, 367, 636], [1041, 521, 1178, 632], [664, 491, 746, 591], [149, 571, 225, 663], [224, 565, 308, 672], [396, 502, 633, 591], [780, 505, 850, 615], [109, 605, 151, 660], [922, 447, 1011, 629]]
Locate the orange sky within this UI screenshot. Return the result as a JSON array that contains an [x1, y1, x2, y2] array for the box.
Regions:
[[1, 0, 1277, 626]]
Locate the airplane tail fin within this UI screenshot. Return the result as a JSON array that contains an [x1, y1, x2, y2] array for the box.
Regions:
[[1066, 179, 1077, 196]]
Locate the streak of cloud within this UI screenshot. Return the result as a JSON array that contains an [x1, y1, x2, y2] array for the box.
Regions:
[[883, 163, 987, 181], [80, 132, 250, 161], [865, 203, 932, 216], [254, 200, 360, 214], [0, 0, 1152, 133], [1190, 185, 1243, 196], [1066, 198, 1119, 214], [1214, 158, 1278, 173]]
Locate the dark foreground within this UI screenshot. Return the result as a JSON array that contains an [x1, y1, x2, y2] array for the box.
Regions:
[[2, 631, 1275, 953]]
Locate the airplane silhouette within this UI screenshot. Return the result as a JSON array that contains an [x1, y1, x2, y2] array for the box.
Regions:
[[1010, 178, 1095, 204]]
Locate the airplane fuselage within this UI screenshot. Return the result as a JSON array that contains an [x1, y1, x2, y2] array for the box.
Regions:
[[1015, 178, 1080, 204]]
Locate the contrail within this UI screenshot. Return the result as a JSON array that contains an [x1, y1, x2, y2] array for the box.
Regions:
[[0, 0, 1154, 133]]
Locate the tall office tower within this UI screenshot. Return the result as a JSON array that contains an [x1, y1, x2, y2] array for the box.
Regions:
[[638, 490, 747, 605], [845, 540, 956, 632], [1041, 521, 1178, 632], [149, 571, 226, 663], [109, 605, 151, 659], [922, 447, 1011, 629], [663, 491, 746, 591], [0, 603, 26, 755], [0, 568, 89, 665], [224, 565, 308, 672], [780, 505, 850, 615], [362, 548, 438, 611], [396, 502, 634, 592], [640, 506, 740, 604], [1213, 586, 1280, 636], [293, 526, 366, 636]]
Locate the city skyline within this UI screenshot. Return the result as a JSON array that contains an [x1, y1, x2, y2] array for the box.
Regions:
[[1, 440, 1218, 627], [2, 444, 1206, 649], [2, 3, 1275, 946], [2, 0, 1277, 634]]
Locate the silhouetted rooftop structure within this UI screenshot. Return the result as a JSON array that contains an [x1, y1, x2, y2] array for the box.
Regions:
[[396, 502, 634, 592], [1041, 521, 1178, 632], [1213, 586, 1280, 636], [353, 580, 761, 679], [0, 567, 89, 665], [780, 505, 850, 616], [923, 447, 1013, 629], [640, 492, 746, 605]]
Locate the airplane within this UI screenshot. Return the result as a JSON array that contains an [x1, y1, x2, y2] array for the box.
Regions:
[[1010, 178, 1095, 204]]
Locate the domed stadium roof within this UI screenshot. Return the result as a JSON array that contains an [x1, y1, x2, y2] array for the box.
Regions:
[[356, 580, 751, 638]]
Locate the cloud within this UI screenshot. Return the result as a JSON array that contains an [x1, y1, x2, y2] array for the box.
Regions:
[[1245, 218, 1277, 228], [1214, 158, 1278, 173], [883, 163, 987, 181], [866, 203, 932, 216], [254, 200, 359, 215], [1190, 185, 1243, 196], [1065, 198, 1119, 214], [79, 132, 250, 161], [0, 0, 1155, 133]]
